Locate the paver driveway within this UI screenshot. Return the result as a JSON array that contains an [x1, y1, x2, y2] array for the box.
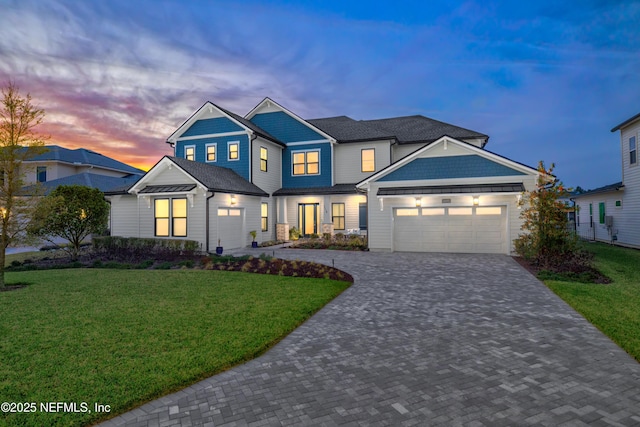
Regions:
[[101, 251, 640, 426]]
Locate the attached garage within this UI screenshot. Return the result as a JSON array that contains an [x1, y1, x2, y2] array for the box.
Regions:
[[217, 207, 244, 249], [393, 206, 508, 254]]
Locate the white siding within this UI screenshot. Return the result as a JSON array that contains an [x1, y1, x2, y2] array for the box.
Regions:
[[619, 120, 640, 246], [392, 143, 430, 162], [365, 174, 536, 253], [209, 194, 262, 249], [108, 195, 139, 237], [333, 140, 392, 184], [251, 138, 282, 194], [575, 193, 625, 244], [145, 165, 195, 185], [251, 138, 280, 242], [283, 194, 367, 233]]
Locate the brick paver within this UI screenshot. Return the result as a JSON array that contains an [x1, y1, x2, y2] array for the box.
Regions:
[[100, 250, 640, 426]]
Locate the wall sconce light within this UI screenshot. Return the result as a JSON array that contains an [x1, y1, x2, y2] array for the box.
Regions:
[[472, 196, 479, 206], [230, 195, 237, 205], [415, 197, 422, 207]]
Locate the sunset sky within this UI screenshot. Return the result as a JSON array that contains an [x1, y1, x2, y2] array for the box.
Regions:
[[1, 0, 638, 189]]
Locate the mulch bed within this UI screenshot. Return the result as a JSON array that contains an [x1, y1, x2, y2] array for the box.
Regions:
[[512, 256, 611, 284], [6, 250, 354, 283]]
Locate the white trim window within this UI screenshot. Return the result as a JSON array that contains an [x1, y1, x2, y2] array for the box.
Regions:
[[260, 147, 268, 172], [228, 142, 239, 161], [630, 136, 637, 166], [155, 198, 187, 237], [261, 202, 268, 231], [292, 150, 319, 175], [331, 203, 345, 230], [361, 148, 375, 172], [206, 144, 216, 162], [184, 146, 195, 161]]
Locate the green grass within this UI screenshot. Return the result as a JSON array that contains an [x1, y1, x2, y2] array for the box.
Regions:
[[544, 242, 640, 362], [0, 269, 349, 427]]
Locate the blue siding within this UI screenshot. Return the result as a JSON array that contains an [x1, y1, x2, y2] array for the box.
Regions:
[[282, 143, 332, 188], [175, 135, 250, 180], [379, 155, 526, 181], [181, 117, 243, 137], [250, 112, 324, 143]]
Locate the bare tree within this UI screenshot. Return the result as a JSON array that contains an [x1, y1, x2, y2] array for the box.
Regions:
[[0, 82, 48, 288]]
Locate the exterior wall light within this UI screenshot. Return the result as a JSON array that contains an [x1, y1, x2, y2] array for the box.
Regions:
[[230, 195, 237, 205], [472, 196, 479, 206], [415, 197, 422, 207]]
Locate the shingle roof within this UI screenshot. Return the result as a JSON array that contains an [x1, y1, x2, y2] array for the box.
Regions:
[[217, 105, 285, 147], [27, 145, 145, 175], [573, 182, 624, 197], [360, 115, 488, 144], [273, 184, 360, 196], [377, 183, 525, 196], [29, 173, 141, 195], [168, 156, 268, 196], [307, 116, 395, 143], [611, 112, 640, 132]]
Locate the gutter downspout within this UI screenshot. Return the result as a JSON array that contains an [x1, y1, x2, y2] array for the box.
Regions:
[[249, 133, 257, 183], [205, 192, 215, 252]]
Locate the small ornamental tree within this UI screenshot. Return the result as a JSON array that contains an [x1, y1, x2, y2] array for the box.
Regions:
[[29, 185, 110, 259], [0, 82, 48, 288], [514, 161, 578, 268]]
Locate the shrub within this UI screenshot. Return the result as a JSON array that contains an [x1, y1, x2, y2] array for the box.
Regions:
[[289, 227, 301, 240], [93, 236, 202, 260]]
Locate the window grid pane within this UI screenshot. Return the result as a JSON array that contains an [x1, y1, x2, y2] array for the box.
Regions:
[[260, 147, 268, 172], [261, 203, 268, 231], [332, 203, 345, 230], [185, 147, 195, 161], [229, 143, 238, 160], [207, 145, 216, 161]]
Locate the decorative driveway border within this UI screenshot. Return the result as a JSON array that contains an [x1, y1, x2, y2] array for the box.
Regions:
[[100, 250, 640, 426]]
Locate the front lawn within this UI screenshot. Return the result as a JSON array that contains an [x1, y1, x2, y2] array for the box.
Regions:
[[0, 269, 349, 427], [544, 242, 640, 362]]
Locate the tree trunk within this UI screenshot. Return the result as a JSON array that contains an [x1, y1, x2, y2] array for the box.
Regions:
[[0, 246, 5, 289]]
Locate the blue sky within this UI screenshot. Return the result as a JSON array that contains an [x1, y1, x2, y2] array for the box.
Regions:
[[1, 0, 638, 188]]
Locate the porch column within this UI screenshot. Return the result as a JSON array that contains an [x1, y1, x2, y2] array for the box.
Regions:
[[276, 196, 290, 241], [321, 195, 334, 236]]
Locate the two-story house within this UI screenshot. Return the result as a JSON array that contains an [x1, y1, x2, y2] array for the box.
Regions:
[[574, 112, 640, 248], [24, 145, 145, 193], [106, 98, 540, 254]]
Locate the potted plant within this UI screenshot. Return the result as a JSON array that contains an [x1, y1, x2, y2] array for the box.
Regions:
[[216, 238, 223, 255], [250, 230, 258, 248]]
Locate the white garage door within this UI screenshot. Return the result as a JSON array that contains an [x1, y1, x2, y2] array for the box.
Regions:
[[218, 208, 244, 249], [393, 206, 507, 254]]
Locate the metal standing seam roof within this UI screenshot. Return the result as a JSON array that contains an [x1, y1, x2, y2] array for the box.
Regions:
[[138, 184, 197, 194], [272, 184, 360, 196], [377, 183, 525, 196]]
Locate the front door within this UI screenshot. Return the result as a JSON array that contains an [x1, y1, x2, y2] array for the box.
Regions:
[[298, 203, 319, 236]]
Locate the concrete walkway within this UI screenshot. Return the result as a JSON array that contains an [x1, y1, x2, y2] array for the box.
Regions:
[[101, 250, 640, 426]]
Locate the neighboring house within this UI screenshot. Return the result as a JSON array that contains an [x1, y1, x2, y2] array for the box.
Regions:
[[23, 145, 145, 192], [574, 112, 640, 247], [107, 98, 541, 254]]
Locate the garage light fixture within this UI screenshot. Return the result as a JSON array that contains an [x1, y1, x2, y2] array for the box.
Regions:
[[230, 195, 237, 205], [415, 197, 422, 207], [472, 196, 479, 206]]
